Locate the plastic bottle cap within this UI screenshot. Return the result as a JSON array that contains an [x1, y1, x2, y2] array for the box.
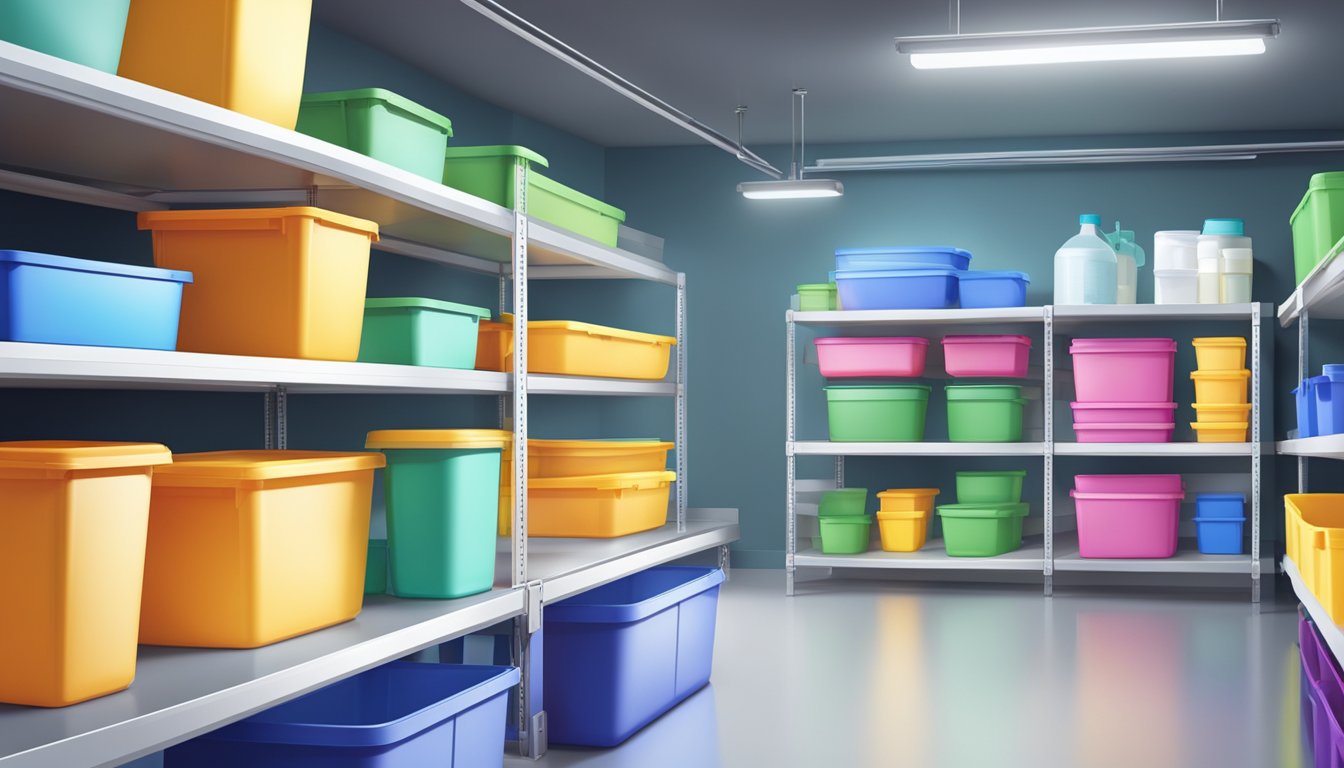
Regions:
[[1202, 218, 1245, 236], [1080, 214, 1102, 226]]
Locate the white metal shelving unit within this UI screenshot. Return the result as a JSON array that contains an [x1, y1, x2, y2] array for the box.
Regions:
[[0, 42, 738, 767], [786, 303, 1271, 599]]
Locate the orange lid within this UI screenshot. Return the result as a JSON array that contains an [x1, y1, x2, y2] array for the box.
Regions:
[[529, 440, 673, 455], [154, 450, 384, 481], [138, 207, 379, 241], [0, 441, 171, 471], [877, 488, 940, 498], [365, 429, 512, 450], [529, 470, 676, 491]]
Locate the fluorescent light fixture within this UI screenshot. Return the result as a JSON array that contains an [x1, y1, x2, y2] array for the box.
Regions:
[[738, 179, 844, 200], [896, 19, 1279, 69]]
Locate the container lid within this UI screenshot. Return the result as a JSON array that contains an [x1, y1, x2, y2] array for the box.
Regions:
[[365, 429, 512, 450], [1079, 214, 1102, 226], [528, 320, 675, 346], [1190, 370, 1251, 381], [0, 441, 172, 471], [814, 336, 929, 346], [944, 384, 1023, 401], [364, 297, 490, 319], [1069, 489, 1185, 500], [528, 470, 676, 491], [1193, 516, 1246, 523], [832, 268, 960, 279], [1309, 172, 1344, 191], [878, 488, 941, 498], [1153, 230, 1199, 244], [1190, 421, 1249, 430], [1192, 336, 1247, 349], [1070, 338, 1176, 353], [0, 250, 193, 283], [139, 207, 380, 240], [443, 144, 550, 168], [1202, 218, 1245, 236], [942, 334, 1031, 346], [834, 246, 972, 260], [824, 384, 932, 401], [155, 451, 385, 481], [1073, 422, 1176, 430], [1324, 364, 1344, 377], [956, 270, 1030, 282], [797, 283, 836, 291], [529, 172, 627, 222], [936, 502, 1029, 518], [1192, 403, 1251, 413], [528, 439, 673, 455], [1070, 402, 1177, 410], [1197, 493, 1246, 502], [300, 88, 454, 135]]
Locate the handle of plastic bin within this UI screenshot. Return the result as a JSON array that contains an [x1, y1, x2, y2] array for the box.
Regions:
[[1316, 530, 1328, 550]]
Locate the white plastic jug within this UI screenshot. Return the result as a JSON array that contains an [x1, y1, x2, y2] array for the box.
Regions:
[[1104, 223, 1146, 304], [1054, 214, 1118, 305]]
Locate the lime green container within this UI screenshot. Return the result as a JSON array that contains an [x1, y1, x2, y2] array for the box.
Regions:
[[297, 88, 454, 180], [819, 488, 868, 516], [364, 539, 388, 595], [937, 502, 1029, 557], [0, 0, 130, 72], [364, 429, 511, 599], [956, 470, 1027, 503], [818, 516, 872, 554], [358, 297, 490, 369], [825, 385, 931, 442], [1291, 172, 1344, 284], [798, 283, 837, 311], [946, 385, 1026, 442]]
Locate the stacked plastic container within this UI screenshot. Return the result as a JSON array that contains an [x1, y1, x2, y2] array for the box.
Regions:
[[1296, 364, 1344, 439], [825, 246, 1030, 310], [1069, 338, 1177, 442], [1196, 219, 1253, 304], [1072, 474, 1184, 559], [523, 439, 677, 538], [1194, 493, 1245, 555], [937, 470, 1030, 556], [1286, 494, 1344, 627], [817, 333, 931, 441], [1190, 337, 1250, 443], [473, 313, 676, 380], [816, 488, 872, 554], [1299, 614, 1344, 768], [942, 335, 1033, 442], [1152, 230, 1199, 304], [875, 488, 939, 552]]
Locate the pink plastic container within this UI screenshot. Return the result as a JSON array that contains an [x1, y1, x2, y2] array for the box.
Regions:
[[814, 337, 928, 378], [1072, 489, 1184, 558], [1070, 402, 1178, 424], [1073, 474, 1183, 494], [1073, 423, 1175, 443], [940, 335, 1031, 378], [1070, 338, 1177, 403]]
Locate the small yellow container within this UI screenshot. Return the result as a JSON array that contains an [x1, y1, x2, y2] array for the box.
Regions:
[[471, 314, 676, 380], [876, 510, 930, 552], [876, 488, 940, 516], [140, 450, 384, 649], [1192, 337, 1248, 371], [0, 441, 171, 707], [476, 317, 512, 372], [529, 440, 673, 478], [1192, 403, 1253, 424], [527, 471, 675, 538], [1190, 421, 1249, 443], [119, 0, 313, 128], [1191, 369, 1251, 405], [1286, 494, 1344, 626], [139, 207, 379, 361]]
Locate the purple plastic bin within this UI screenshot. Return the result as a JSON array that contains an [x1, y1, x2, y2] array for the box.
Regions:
[[834, 268, 959, 311], [1072, 489, 1183, 558], [1073, 423, 1175, 443], [1070, 338, 1177, 403], [1070, 402, 1178, 425], [1073, 474, 1183, 494], [814, 337, 929, 378], [941, 335, 1031, 377]]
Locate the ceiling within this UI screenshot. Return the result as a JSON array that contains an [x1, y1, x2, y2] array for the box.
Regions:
[[314, 0, 1344, 149]]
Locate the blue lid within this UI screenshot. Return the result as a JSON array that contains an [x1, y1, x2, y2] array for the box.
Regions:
[[957, 270, 1030, 283], [0, 250, 193, 283], [1196, 493, 1245, 502], [1193, 516, 1245, 523], [1324, 364, 1344, 376], [833, 268, 960, 279], [1202, 218, 1245, 236], [834, 246, 971, 259], [1080, 214, 1102, 226]]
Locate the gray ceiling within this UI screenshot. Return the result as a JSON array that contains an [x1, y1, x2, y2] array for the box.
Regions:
[[314, 0, 1344, 148]]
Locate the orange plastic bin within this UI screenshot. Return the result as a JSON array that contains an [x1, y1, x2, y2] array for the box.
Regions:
[[528, 471, 676, 538], [473, 314, 675, 380], [140, 450, 384, 648], [138, 207, 378, 361], [0, 441, 171, 707]]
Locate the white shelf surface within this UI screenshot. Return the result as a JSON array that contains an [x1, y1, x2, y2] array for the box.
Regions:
[[1278, 434, 1344, 460], [1286, 556, 1344, 663], [794, 539, 1045, 571], [1279, 243, 1344, 326], [1052, 303, 1267, 325], [791, 441, 1047, 457], [791, 307, 1045, 328], [1055, 442, 1270, 457], [1053, 538, 1258, 574]]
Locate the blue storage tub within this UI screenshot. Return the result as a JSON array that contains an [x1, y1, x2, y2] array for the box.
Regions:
[[1296, 377, 1320, 439], [0, 250, 192, 350], [835, 246, 971, 272], [1316, 368, 1344, 437], [957, 270, 1030, 308], [1194, 515, 1244, 554], [1195, 493, 1245, 520], [834, 268, 959, 310], [165, 663, 519, 768], [544, 566, 725, 747]]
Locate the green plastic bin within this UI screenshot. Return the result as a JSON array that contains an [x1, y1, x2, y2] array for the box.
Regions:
[[956, 470, 1027, 504], [0, 0, 130, 72], [297, 88, 454, 181], [364, 539, 388, 595], [937, 502, 1029, 557], [358, 297, 490, 369], [946, 385, 1026, 442], [819, 488, 867, 516], [1291, 172, 1344, 284], [364, 429, 511, 599], [818, 515, 872, 554], [798, 283, 837, 311], [825, 384, 930, 442]]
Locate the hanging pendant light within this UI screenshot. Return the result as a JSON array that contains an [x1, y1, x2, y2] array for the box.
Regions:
[[738, 90, 844, 200]]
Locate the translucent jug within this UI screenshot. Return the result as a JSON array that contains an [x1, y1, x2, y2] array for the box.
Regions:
[[1054, 214, 1118, 305]]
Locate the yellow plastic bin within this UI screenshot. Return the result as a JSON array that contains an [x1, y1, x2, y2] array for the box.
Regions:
[[876, 510, 930, 552], [119, 0, 313, 128], [139, 207, 378, 360], [1192, 403, 1252, 424], [0, 441, 171, 707], [140, 450, 384, 649], [476, 316, 512, 372], [1286, 494, 1344, 626], [1190, 421, 1249, 443], [529, 439, 673, 478], [474, 314, 675, 379], [528, 471, 676, 538], [1192, 337, 1247, 371], [1191, 369, 1251, 405]]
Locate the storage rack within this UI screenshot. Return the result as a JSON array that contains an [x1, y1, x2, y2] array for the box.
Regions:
[[786, 303, 1271, 600], [0, 42, 739, 767]]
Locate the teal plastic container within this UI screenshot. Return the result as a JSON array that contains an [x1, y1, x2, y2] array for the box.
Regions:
[[956, 470, 1027, 503], [945, 385, 1026, 442], [819, 488, 867, 516], [937, 502, 1029, 557], [358, 297, 490, 369], [824, 385, 931, 442], [0, 0, 130, 72], [297, 88, 454, 180], [364, 539, 387, 595], [1291, 172, 1344, 284]]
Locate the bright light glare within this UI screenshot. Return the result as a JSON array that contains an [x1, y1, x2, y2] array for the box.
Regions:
[[910, 37, 1265, 69], [738, 180, 844, 199]]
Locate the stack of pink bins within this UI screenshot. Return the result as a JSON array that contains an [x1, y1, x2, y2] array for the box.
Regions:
[[1071, 474, 1185, 558], [1069, 338, 1178, 443]]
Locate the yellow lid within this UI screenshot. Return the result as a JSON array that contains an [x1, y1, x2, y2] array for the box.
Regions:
[[1190, 369, 1251, 380], [529, 440, 673, 454], [138, 207, 380, 241], [529, 470, 676, 491], [154, 450, 385, 482], [365, 429, 512, 450], [877, 488, 940, 498], [480, 315, 674, 346], [1192, 403, 1252, 412], [0, 441, 171, 471], [1192, 337, 1247, 348]]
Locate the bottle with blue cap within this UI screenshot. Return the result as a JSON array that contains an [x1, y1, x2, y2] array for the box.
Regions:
[[1197, 218, 1252, 303], [1054, 214, 1117, 304]]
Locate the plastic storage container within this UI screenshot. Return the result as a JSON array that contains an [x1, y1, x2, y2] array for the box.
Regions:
[[1070, 338, 1177, 403], [544, 566, 724, 747], [1070, 402, 1177, 424], [824, 384, 930, 442], [1221, 248, 1254, 304], [442, 144, 547, 202], [1296, 377, 1321, 438], [1193, 516, 1243, 555], [1054, 214, 1118, 305], [483, 318, 676, 379], [1189, 421, 1248, 443], [1153, 268, 1198, 305], [1074, 474, 1182, 494], [119, 0, 312, 128], [0, 441, 170, 707], [833, 268, 959, 310], [957, 271, 1029, 308], [877, 488, 939, 514], [0, 250, 192, 350], [1317, 368, 1344, 436], [834, 246, 971, 272], [0, 0, 131, 72], [365, 539, 387, 595], [818, 515, 873, 554], [165, 662, 519, 768], [955, 471, 1025, 503], [141, 450, 384, 648], [814, 336, 928, 378], [1196, 493, 1245, 519], [531, 172, 628, 247], [1197, 218, 1252, 303], [937, 502, 1028, 557], [1153, 231, 1199, 271], [1191, 402, 1252, 424], [945, 385, 1026, 442], [1291, 172, 1344, 284], [876, 509, 929, 552], [528, 471, 675, 538], [297, 89, 454, 180], [1192, 337, 1247, 371], [1285, 494, 1344, 626], [139, 207, 379, 360], [528, 439, 672, 478], [819, 488, 868, 517], [1191, 369, 1250, 404], [1198, 254, 1221, 305], [475, 316, 511, 371], [1073, 423, 1174, 443], [358, 297, 489, 369], [941, 335, 1031, 378], [1072, 489, 1183, 558], [797, 283, 837, 311], [364, 430, 507, 599]]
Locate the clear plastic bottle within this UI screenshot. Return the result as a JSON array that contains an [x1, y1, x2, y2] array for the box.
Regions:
[[1197, 218, 1252, 303], [1054, 214, 1118, 305]]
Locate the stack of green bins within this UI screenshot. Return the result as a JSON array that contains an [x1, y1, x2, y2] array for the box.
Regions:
[[937, 470, 1030, 556], [816, 488, 871, 554]]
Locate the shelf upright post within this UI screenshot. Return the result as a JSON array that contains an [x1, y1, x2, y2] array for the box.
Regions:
[[1251, 304, 1262, 603], [499, 271, 508, 431], [1043, 307, 1054, 597], [676, 272, 688, 532], [263, 386, 288, 449], [786, 311, 797, 597], [264, 391, 274, 449], [1300, 309, 1310, 493]]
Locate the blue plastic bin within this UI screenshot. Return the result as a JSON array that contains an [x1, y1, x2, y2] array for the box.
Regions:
[[1194, 516, 1244, 554], [957, 271, 1030, 308], [544, 566, 725, 747], [835, 246, 972, 272], [165, 663, 519, 768], [1195, 493, 1245, 520], [1316, 369, 1344, 437], [0, 250, 192, 350], [1296, 377, 1320, 439], [834, 268, 960, 311]]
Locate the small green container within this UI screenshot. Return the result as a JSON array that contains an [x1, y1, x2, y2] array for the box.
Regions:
[[937, 502, 1029, 557], [364, 539, 388, 595], [819, 488, 868, 516], [297, 88, 454, 181], [0, 0, 130, 73], [1291, 172, 1344, 284], [358, 297, 490, 368], [818, 516, 872, 554], [946, 385, 1026, 442], [798, 283, 837, 311], [825, 385, 931, 442], [956, 470, 1028, 504]]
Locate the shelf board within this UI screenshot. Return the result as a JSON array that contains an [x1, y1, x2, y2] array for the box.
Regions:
[[1052, 303, 1267, 325], [526, 374, 678, 397], [795, 539, 1045, 571], [791, 307, 1045, 328], [791, 441, 1046, 456], [1053, 539, 1256, 574], [1055, 442, 1270, 457], [1279, 242, 1344, 326], [1286, 556, 1344, 663], [1278, 435, 1344, 460]]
